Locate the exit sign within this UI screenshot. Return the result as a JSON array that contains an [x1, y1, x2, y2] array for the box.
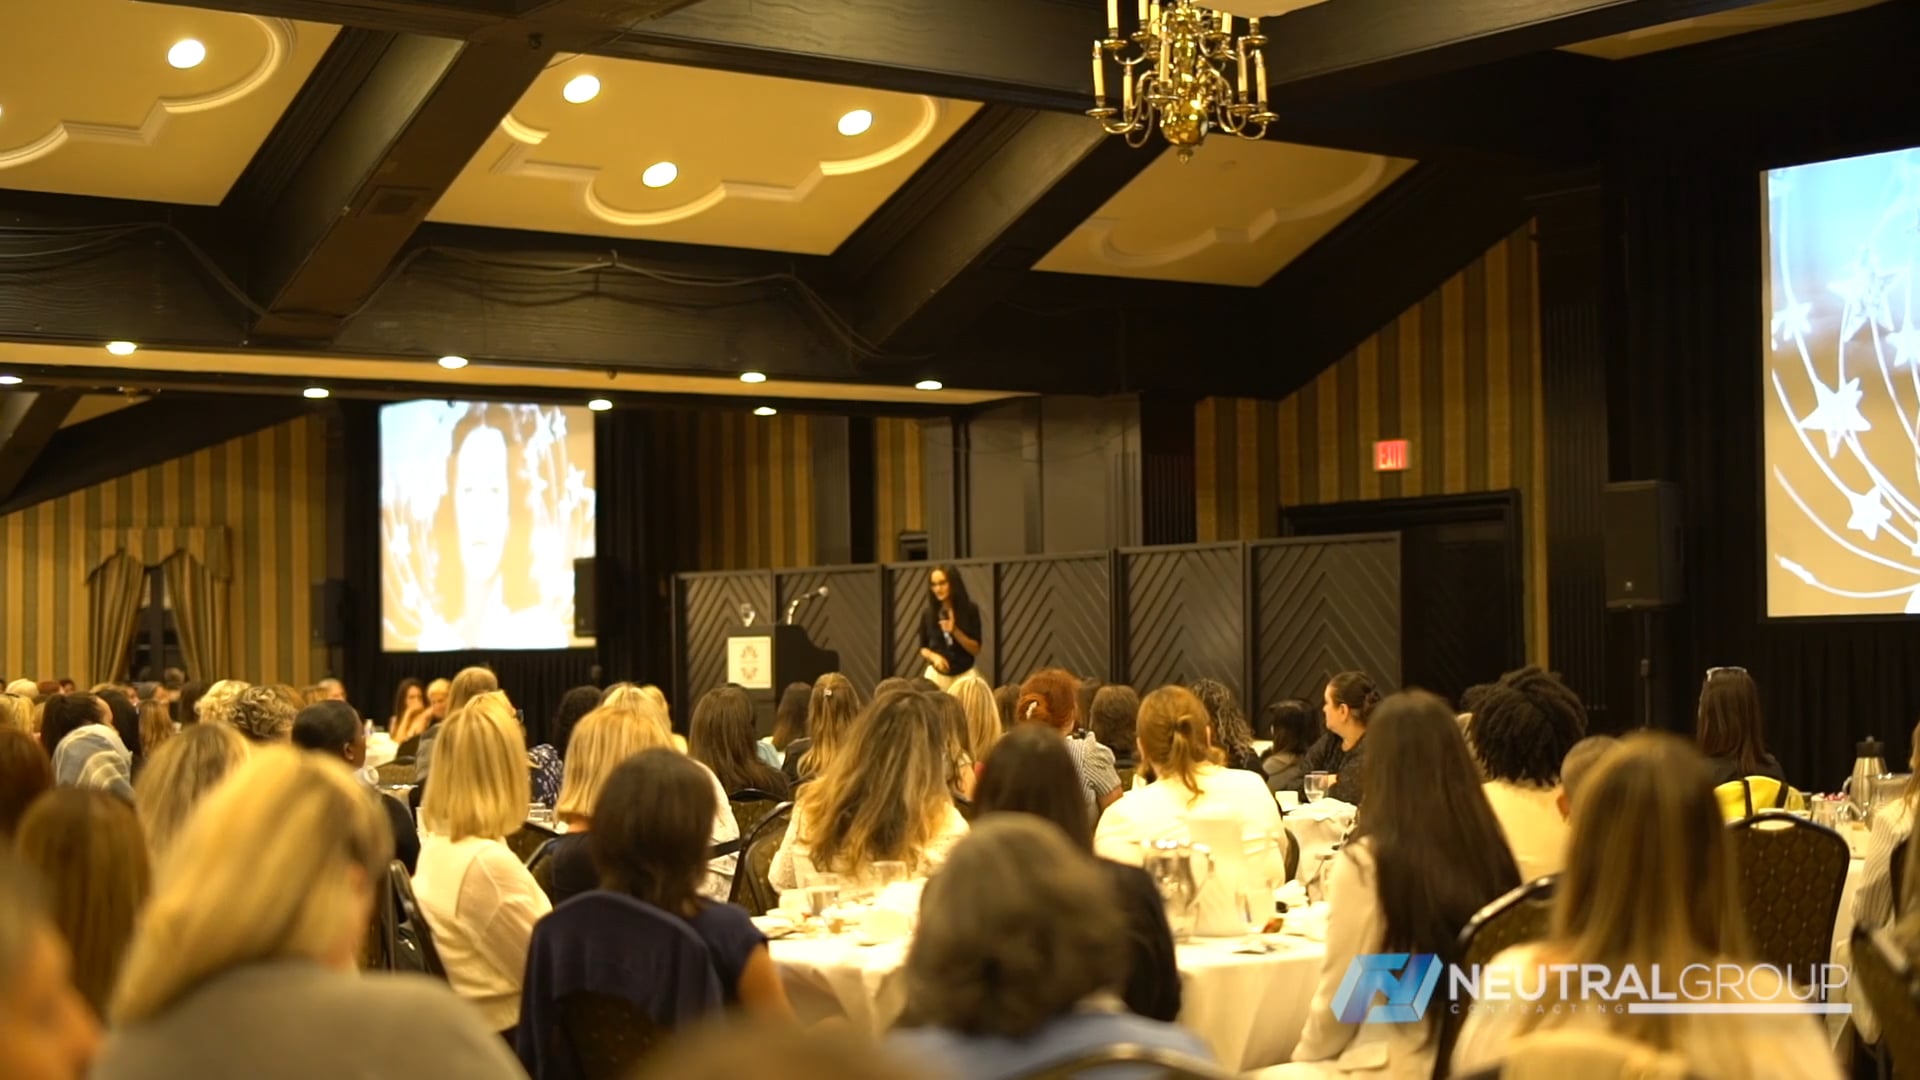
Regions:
[[1374, 439, 1411, 472]]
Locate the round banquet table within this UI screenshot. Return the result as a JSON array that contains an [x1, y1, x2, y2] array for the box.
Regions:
[[768, 916, 1328, 1070]]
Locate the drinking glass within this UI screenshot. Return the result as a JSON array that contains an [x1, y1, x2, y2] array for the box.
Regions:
[[871, 861, 910, 891], [1303, 772, 1334, 804], [802, 869, 843, 919]]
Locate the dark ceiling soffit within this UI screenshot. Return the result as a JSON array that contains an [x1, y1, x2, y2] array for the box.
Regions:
[[0, 390, 83, 504], [0, 393, 322, 516]]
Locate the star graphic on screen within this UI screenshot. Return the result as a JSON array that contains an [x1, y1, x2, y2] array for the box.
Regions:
[[1830, 255, 1898, 341], [1798, 375, 1871, 456], [1889, 322, 1920, 369], [1771, 301, 1812, 348], [1846, 486, 1893, 540]]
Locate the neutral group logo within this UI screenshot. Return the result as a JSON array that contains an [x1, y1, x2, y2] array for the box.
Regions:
[[1333, 954, 1851, 1022]]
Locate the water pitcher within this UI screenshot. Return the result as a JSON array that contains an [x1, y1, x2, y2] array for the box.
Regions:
[[1844, 738, 1887, 817]]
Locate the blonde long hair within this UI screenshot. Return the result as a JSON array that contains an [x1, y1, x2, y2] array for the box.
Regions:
[[16, 789, 151, 1016], [112, 748, 390, 1023], [447, 666, 500, 715], [947, 676, 1001, 765], [1533, 732, 1751, 1046], [420, 691, 527, 842], [554, 704, 675, 824], [799, 673, 863, 779], [1135, 685, 1223, 804], [136, 723, 250, 862], [798, 690, 955, 876]]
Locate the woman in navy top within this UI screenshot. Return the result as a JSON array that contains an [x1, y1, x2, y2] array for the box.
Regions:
[[590, 751, 792, 1017], [918, 565, 983, 688]]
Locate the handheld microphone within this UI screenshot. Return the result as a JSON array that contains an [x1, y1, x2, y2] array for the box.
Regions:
[[738, 603, 757, 627], [785, 585, 830, 624]]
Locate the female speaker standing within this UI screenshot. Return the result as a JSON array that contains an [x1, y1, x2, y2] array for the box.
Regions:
[[917, 565, 982, 690]]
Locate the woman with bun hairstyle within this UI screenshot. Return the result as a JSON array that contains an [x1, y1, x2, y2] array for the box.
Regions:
[[1016, 669, 1121, 815], [1293, 671, 1379, 805]]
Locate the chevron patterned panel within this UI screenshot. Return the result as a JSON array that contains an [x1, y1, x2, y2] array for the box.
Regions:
[[888, 561, 996, 686], [1251, 537, 1401, 709], [998, 556, 1111, 684], [1123, 545, 1245, 700], [679, 572, 774, 702], [776, 568, 884, 693]]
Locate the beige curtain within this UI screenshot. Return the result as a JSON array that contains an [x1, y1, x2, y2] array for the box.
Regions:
[[87, 551, 148, 685], [161, 551, 228, 683]]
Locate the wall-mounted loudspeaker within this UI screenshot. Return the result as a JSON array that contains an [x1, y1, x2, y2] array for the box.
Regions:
[[1603, 481, 1684, 610]]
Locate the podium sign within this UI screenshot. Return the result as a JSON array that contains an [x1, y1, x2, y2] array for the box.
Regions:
[[726, 635, 774, 690]]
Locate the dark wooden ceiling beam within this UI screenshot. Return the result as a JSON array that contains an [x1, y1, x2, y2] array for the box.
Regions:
[[830, 104, 1157, 356], [0, 390, 83, 504]]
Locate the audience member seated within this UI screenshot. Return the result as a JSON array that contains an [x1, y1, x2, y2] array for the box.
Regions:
[[42, 693, 134, 801], [416, 667, 501, 778], [974, 725, 1181, 1022], [94, 689, 143, 770], [0, 853, 99, 1080], [1837, 714, 1919, 1041], [0, 729, 54, 840], [413, 694, 553, 1038], [590, 750, 794, 1017], [1467, 667, 1586, 881], [1017, 669, 1121, 814], [1451, 733, 1840, 1079], [930, 693, 978, 802], [1262, 698, 1321, 795], [225, 685, 296, 747], [784, 672, 863, 784], [1087, 684, 1140, 773], [134, 723, 249, 863], [95, 749, 522, 1079], [535, 685, 602, 802], [192, 680, 250, 730], [636, 1021, 926, 1080], [134, 700, 173, 769], [387, 677, 426, 738], [1190, 678, 1261, 774], [1283, 690, 1520, 1078], [1696, 667, 1786, 790], [1094, 686, 1288, 890], [771, 689, 969, 892], [1556, 735, 1617, 821], [947, 675, 1003, 782], [15, 789, 149, 1018], [888, 816, 1213, 1079], [993, 684, 1019, 733], [690, 686, 791, 800], [394, 676, 450, 749], [1294, 671, 1377, 805], [765, 682, 811, 770], [291, 700, 420, 874]]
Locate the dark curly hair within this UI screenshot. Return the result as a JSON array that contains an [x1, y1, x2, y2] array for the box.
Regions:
[[1467, 666, 1588, 786], [1189, 678, 1255, 768]]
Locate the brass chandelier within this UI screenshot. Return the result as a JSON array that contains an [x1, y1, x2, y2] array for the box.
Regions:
[[1089, 0, 1277, 161]]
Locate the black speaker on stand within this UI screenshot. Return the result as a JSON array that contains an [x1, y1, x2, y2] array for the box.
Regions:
[[1603, 481, 1683, 730]]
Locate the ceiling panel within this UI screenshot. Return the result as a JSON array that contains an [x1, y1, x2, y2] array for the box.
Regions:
[[1562, 0, 1887, 59], [0, 0, 336, 204], [430, 57, 981, 255], [1035, 140, 1414, 286]]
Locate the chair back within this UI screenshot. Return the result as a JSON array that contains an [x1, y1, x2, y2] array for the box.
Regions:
[[728, 789, 782, 841], [1714, 777, 1794, 822], [388, 860, 447, 979], [1727, 810, 1850, 987], [729, 801, 792, 915], [1459, 875, 1558, 968], [1011, 1043, 1234, 1080], [1853, 926, 1920, 1075], [509, 821, 562, 864], [515, 890, 722, 1080], [363, 857, 401, 970]]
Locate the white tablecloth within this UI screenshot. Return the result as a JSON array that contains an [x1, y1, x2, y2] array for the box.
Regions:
[[1283, 803, 1355, 885], [769, 919, 1327, 1070], [364, 734, 398, 770]]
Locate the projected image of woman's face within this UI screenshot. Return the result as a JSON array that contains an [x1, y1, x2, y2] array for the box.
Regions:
[[454, 424, 511, 585]]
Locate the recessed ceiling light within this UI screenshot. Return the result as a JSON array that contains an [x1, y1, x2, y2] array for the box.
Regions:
[[914, 379, 944, 391], [303, 387, 330, 399], [642, 161, 678, 189], [562, 74, 601, 105], [168, 39, 207, 70], [837, 109, 874, 137], [739, 371, 767, 384], [753, 406, 778, 417], [106, 341, 138, 356], [0, 375, 20, 386], [437, 355, 468, 370], [587, 398, 613, 412]]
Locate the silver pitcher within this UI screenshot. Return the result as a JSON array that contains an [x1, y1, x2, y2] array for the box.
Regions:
[[1843, 738, 1888, 817], [1141, 839, 1212, 939]]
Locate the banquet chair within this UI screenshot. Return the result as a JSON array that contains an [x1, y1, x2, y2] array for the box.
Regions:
[[1458, 875, 1558, 968], [388, 860, 448, 980], [1452, 1028, 1695, 1080], [510, 821, 562, 864], [1014, 1044, 1234, 1080], [1851, 926, 1920, 1077], [730, 801, 792, 915], [1727, 811, 1849, 989], [728, 789, 783, 841], [516, 891, 722, 1080], [1282, 827, 1300, 883]]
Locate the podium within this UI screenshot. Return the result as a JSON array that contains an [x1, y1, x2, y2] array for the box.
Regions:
[[725, 624, 839, 737]]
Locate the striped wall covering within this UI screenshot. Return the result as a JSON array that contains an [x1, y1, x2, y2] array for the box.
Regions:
[[0, 416, 328, 687], [1195, 224, 1547, 660], [873, 417, 925, 561], [648, 410, 818, 571]]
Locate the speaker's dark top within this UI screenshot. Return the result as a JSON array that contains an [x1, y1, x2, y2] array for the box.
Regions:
[[920, 602, 982, 679]]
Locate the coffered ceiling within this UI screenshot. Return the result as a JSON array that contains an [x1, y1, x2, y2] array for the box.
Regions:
[[428, 56, 981, 255], [1036, 140, 1415, 287], [1563, 0, 1888, 58], [0, 0, 335, 204]]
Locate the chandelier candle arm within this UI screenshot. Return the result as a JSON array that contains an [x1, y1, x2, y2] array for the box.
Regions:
[[1107, 0, 1119, 35], [1092, 41, 1106, 102], [1086, 0, 1276, 158]]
